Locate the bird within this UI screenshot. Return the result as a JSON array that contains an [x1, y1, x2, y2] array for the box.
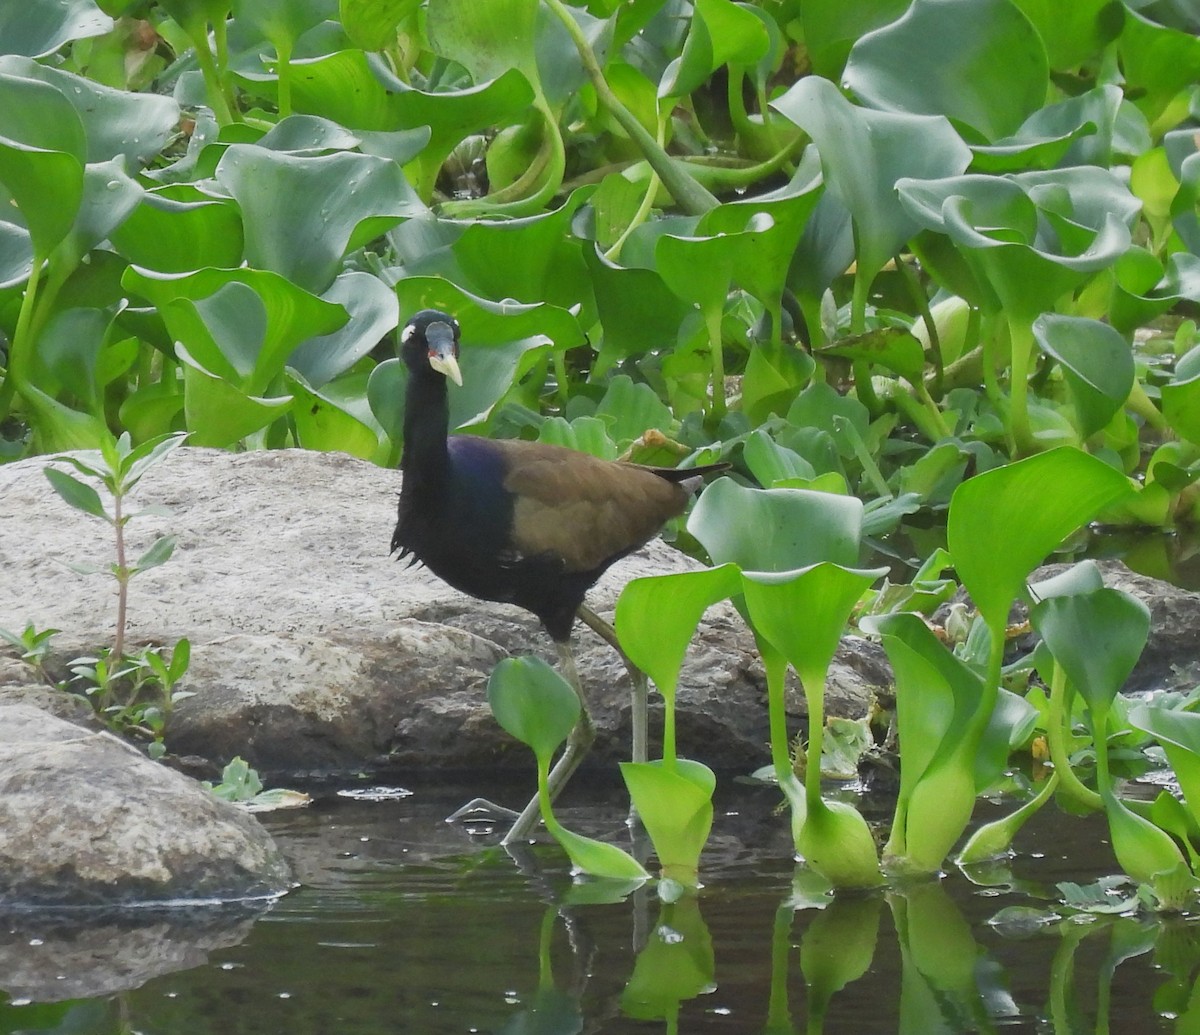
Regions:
[[391, 308, 728, 842]]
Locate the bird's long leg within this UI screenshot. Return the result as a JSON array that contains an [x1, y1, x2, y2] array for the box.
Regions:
[[501, 640, 595, 845], [576, 604, 649, 766]]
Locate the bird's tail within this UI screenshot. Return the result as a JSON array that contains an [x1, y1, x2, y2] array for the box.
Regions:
[[648, 460, 731, 496]]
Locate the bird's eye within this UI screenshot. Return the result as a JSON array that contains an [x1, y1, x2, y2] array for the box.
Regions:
[[400, 323, 416, 343]]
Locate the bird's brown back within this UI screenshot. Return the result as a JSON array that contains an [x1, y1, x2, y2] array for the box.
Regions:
[[488, 438, 692, 573]]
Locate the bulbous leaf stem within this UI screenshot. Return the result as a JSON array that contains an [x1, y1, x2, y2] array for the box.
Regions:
[[542, 0, 718, 216]]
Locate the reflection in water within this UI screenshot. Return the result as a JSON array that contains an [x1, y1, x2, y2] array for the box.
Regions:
[[0, 784, 1194, 1033], [0, 903, 264, 1002], [621, 895, 716, 1028], [801, 894, 881, 1030], [496, 906, 584, 1035]]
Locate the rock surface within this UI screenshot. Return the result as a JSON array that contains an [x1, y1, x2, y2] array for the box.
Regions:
[[5, 447, 1195, 791], [0, 447, 887, 780], [0, 705, 291, 906]]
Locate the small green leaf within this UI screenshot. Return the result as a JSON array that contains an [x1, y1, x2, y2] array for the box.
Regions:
[[740, 564, 885, 697], [134, 535, 177, 574], [487, 655, 580, 763], [741, 429, 816, 487], [44, 466, 107, 520], [142, 650, 170, 683], [594, 376, 675, 445], [547, 821, 650, 881], [659, 0, 769, 98], [168, 638, 192, 683], [119, 431, 189, 491]]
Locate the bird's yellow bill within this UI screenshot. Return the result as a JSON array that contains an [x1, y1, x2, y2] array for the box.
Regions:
[[429, 351, 463, 386]]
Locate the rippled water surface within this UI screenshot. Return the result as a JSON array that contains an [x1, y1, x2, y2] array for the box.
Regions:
[[2, 780, 1195, 1033]]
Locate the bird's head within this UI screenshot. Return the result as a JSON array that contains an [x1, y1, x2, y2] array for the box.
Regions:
[[401, 309, 463, 386]]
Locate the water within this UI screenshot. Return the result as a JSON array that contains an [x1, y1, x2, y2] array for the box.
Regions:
[[2, 780, 1195, 1033]]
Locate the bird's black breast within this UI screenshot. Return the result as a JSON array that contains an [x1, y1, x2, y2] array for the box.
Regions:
[[395, 436, 514, 580]]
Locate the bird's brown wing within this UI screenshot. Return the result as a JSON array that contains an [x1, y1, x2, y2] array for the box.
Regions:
[[492, 440, 689, 573]]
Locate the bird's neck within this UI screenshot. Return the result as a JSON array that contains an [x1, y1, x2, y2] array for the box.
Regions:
[[401, 368, 450, 482]]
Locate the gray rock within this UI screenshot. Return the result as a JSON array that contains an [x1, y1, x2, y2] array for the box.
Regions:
[[0, 681, 98, 725], [0, 448, 886, 779], [0, 704, 291, 906]]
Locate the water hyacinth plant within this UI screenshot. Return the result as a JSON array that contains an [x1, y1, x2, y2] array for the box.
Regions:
[[6, 0, 1200, 919]]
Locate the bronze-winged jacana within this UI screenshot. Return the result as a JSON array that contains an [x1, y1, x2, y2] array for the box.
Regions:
[[392, 309, 727, 842]]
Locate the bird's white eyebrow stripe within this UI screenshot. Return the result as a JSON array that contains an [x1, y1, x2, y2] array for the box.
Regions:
[[401, 323, 416, 343]]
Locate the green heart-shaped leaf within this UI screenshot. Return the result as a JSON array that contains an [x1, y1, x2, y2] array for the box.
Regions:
[[288, 271, 399, 389], [615, 564, 739, 703], [215, 145, 424, 293], [1032, 314, 1134, 438], [771, 75, 971, 287], [487, 655, 580, 761], [1031, 587, 1150, 717], [844, 0, 1048, 142], [0, 55, 179, 167], [740, 563, 884, 696], [659, 0, 769, 98], [947, 448, 1130, 635], [111, 186, 245, 272], [0, 0, 112, 58], [621, 759, 715, 886], [689, 478, 863, 572], [177, 344, 294, 447]]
